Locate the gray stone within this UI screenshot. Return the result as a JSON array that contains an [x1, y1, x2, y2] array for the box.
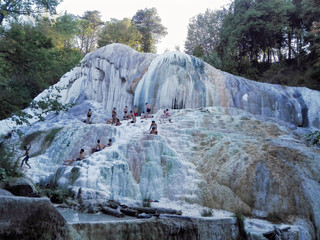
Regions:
[[5, 177, 37, 197], [0, 196, 67, 240], [0, 189, 13, 196]]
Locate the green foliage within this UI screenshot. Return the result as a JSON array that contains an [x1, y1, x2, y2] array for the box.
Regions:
[[184, 0, 320, 90], [21, 131, 43, 149], [76, 10, 104, 56], [201, 208, 213, 217], [132, 7, 167, 53], [98, 18, 142, 51], [233, 210, 248, 240], [0, 0, 61, 25], [305, 131, 320, 146], [185, 9, 225, 58], [0, 142, 24, 181], [44, 127, 62, 145], [37, 185, 74, 204], [0, 21, 81, 121]]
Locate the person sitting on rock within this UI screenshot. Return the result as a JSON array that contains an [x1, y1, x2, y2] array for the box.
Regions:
[[21, 144, 31, 168], [63, 149, 85, 166], [92, 140, 106, 153], [115, 118, 122, 126], [150, 126, 158, 135], [130, 111, 136, 123], [140, 111, 146, 119], [106, 138, 112, 147], [123, 106, 128, 120], [106, 118, 113, 124], [149, 120, 157, 131]]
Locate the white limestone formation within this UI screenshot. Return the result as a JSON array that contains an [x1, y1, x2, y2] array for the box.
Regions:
[[2, 44, 320, 239], [34, 43, 320, 129]]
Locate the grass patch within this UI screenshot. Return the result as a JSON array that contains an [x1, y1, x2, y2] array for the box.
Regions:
[[44, 128, 62, 145], [201, 208, 213, 217], [37, 185, 74, 204], [21, 130, 43, 149], [233, 210, 248, 240]]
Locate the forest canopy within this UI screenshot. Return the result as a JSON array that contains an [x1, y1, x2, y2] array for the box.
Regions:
[[185, 0, 320, 90]]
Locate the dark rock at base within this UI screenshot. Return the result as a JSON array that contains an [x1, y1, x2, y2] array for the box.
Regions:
[[4, 177, 38, 197], [0, 196, 67, 240]]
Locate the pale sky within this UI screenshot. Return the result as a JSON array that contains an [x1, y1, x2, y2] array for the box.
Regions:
[[57, 0, 229, 54]]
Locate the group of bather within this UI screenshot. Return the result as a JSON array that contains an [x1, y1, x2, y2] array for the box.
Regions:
[[63, 103, 171, 166]]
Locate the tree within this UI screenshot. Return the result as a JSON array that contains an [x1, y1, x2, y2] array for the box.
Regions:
[[185, 9, 225, 58], [0, 0, 61, 25], [0, 21, 81, 119], [97, 18, 142, 50], [132, 7, 167, 53], [75, 10, 104, 56]]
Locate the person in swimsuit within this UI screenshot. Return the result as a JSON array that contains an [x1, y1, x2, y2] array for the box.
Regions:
[[145, 103, 151, 118], [63, 149, 85, 166], [149, 120, 157, 131], [130, 111, 136, 123], [134, 106, 138, 117], [123, 106, 128, 120], [86, 109, 92, 124], [96, 140, 106, 151], [150, 126, 158, 135], [112, 107, 117, 125], [106, 138, 112, 147], [21, 145, 31, 168]]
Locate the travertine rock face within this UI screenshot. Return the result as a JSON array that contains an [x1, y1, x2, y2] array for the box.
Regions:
[[41, 43, 320, 128], [9, 44, 319, 238]]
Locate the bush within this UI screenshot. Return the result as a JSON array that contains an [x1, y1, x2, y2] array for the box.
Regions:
[[0, 142, 24, 181], [38, 185, 74, 204], [305, 131, 320, 146], [201, 208, 213, 217]]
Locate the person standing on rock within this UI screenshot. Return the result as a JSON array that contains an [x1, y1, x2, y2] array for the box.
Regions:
[[21, 145, 31, 168], [112, 107, 117, 125], [123, 106, 128, 120], [146, 103, 152, 118], [86, 109, 92, 124], [130, 111, 136, 123], [134, 105, 138, 117]]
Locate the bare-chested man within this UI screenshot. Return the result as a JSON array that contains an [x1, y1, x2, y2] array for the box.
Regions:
[[63, 149, 85, 166], [145, 103, 151, 118], [106, 138, 112, 147], [149, 120, 157, 131], [123, 106, 128, 119], [150, 127, 158, 135], [21, 145, 31, 168], [96, 140, 106, 151]]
